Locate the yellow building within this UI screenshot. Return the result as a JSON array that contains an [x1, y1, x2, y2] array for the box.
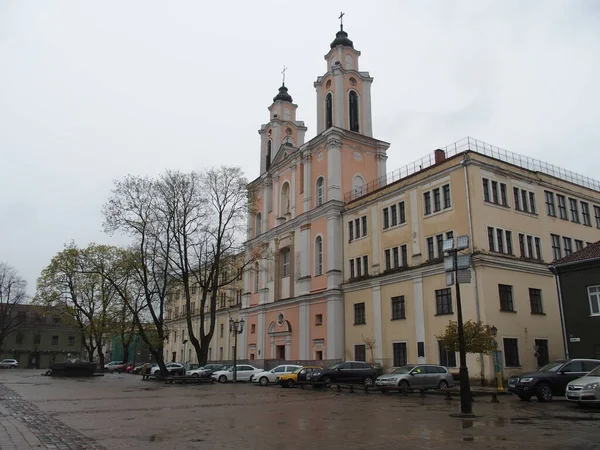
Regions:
[[342, 138, 600, 383]]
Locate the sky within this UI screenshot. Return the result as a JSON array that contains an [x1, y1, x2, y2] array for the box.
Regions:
[[1, 0, 599, 294]]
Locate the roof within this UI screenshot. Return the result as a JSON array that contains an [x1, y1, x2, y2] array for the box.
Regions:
[[551, 240, 600, 268]]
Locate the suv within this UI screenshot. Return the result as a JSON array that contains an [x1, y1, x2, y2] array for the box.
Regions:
[[307, 361, 377, 387], [508, 359, 600, 401], [0, 359, 18, 369]]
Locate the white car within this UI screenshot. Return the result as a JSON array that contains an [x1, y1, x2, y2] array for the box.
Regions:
[[212, 364, 262, 383], [151, 362, 186, 376], [0, 359, 18, 369], [186, 366, 205, 377], [103, 361, 123, 371], [251, 365, 302, 386], [566, 364, 600, 405]]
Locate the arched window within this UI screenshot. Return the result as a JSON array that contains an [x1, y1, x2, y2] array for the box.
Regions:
[[315, 236, 323, 276], [254, 262, 259, 292], [352, 174, 365, 199], [280, 182, 290, 216], [255, 213, 262, 236], [281, 248, 291, 277], [325, 93, 333, 129], [316, 177, 325, 206], [349, 91, 359, 132], [266, 140, 272, 171]]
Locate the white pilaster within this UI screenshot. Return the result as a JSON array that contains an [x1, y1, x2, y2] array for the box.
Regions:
[[412, 277, 426, 364], [377, 153, 387, 182], [326, 293, 344, 359], [363, 81, 373, 137], [303, 155, 312, 211], [263, 180, 271, 232], [372, 284, 383, 361], [316, 87, 324, 135], [371, 205, 380, 275], [238, 310, 247, 359], [273, 176, 280, 219], [257, 309, 265, 359], [291, 166, 296, 218], [326, 211, 342, 289], [410, 189, 421, 263], [299, 301, 310, 359], [298, 226, 311, 295], [326, 138, 342, 202], [273, 123, 281, 152], [334, 68, 344, 128], [260, 132, 266, 173]]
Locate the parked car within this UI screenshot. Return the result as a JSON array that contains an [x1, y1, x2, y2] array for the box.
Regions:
[[251, 364, 302, 386], [375, 364, 454, 391], [201, 364, 230, 375], [0, 359, 18, 369], [104, 361, 125, 372], [150, 362, 186, 376], [211, 364, 262, 383], [133, 363, 157, 374], [507, 359, 600, 401], [125, 363, 143, 373], [306, 361, 377, 387], [566, 364, 600, 405], [278, 366, 323, 388], [186, 366, 206, 377]]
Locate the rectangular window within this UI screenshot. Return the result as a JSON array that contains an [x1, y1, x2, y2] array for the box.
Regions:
[[390, 204, 397, 226], [496, 229, 504, 253], [518, 233, 526, 258], [435, 288, 453, 315], [433, 188, 441, 212], [551, 234, 562, 260], [535, 237, 542, 260], [348, 221, 354, 240], [563, 237, 572, 256], [575, 239, 584, 252], [595, 205, 600, 228], [392, 342, 407, 367], [383, 207, 389, 229], [534, 339, 549, 367], [384, 249, 391, 271], [443, 184, 451, 208], [401, 244, 408, 267], [391, 296, 406, 320], [588, 286, 600, 316], [361, 216, 368, 237], [315, 314, 323, 326], [483, 178, 490, 202], [350, 259, 355, 278], [399, 201, 406, 224], [557, 195, 567, 219], [500, 183, 508, 206], [282, 250, 290, 277], [220, 323, 224, 338], [491, 180, 498, 203], [251, 324, 256, 333], [354, 302, 366, 325], [529, 192, 537, 214], [529, 288, 544, 314], [362, 255, 369, 275], [488, 227, 495, 251], [438, 341, 457, 368], [503, 338, 520, 367], [51, 335, 58, 345], [569, 198, 579, 223], [68, 336, 75, 346], [498, 284, 514, 312], [392, 247, 399, 268], [526, 235, 534, 259], [436, 234, 444, 260], [424, 192, 431, 215], [521, 189, 529, 212], [356, 257, 362, 277], [355, 218, 360, 238], [354, 344, 366, 362], [545, 191, 556, 216], [513, 187, 520, 210], [581, 202, 591, 226], [427, 237, 435, 261]]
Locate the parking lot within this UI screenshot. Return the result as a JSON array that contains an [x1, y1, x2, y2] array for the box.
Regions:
[[0, 370, 599, 449]]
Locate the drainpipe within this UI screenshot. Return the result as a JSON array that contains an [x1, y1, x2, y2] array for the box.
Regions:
[[462, 155, 484, 384], [554, 271, 569, 359]]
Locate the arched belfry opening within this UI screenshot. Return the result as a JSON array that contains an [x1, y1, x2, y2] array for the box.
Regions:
[[325, 93, 333, 129], [266, 140, 272, 171], [349, 90, 359, 132]]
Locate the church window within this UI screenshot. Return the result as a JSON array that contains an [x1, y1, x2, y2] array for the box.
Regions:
[[255, 213, 262, 237], [325, 93, 333, 129], [281, 248, 291, 277], [315, 236, 323, 276], [266, 140, 272, 171], [326, 80, 331, 89], [280, 182, 291, 216], [316, 177, 325, 206], [349, 91, 359, 132], [352, 174, 365, 200]]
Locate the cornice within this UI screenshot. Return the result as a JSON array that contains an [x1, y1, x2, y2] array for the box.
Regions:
[[244, 289, 339, 314]]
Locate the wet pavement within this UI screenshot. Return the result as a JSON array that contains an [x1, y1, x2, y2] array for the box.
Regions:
[[0, 370, 598, 449]]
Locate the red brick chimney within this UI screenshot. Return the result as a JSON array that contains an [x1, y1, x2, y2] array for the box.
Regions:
[[434, 149, 446, 164]]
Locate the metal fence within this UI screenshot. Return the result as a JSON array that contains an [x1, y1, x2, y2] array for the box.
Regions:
[[344, 136, 600, 203]]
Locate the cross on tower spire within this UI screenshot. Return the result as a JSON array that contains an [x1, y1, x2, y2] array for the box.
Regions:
[[281, 65, 287, 86], [338, 11, 345, 30]]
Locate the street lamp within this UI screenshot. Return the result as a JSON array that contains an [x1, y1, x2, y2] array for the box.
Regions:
[[229, 317, 245, 383], [443, 235, 473, 417], [182, 339, 188, 365], [490, 326, 504, 392]]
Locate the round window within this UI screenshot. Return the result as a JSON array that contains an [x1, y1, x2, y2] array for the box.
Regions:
[[277, 313, 284, 326]]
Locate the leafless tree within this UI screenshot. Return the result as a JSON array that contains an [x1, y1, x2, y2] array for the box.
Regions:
[[0, 263, 28, 351]]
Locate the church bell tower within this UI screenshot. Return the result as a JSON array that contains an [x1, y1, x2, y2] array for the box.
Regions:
[[314, 16, 374, 137]]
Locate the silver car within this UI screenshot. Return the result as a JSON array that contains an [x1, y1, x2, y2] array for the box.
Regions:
[[566, 364, 600, 405], [375, 364, 455, 391]]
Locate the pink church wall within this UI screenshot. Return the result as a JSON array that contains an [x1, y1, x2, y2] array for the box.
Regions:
[[309, 217, 328, 292]]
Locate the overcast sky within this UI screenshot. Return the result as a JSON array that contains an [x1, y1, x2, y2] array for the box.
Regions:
[[1, 0, 599, 294]]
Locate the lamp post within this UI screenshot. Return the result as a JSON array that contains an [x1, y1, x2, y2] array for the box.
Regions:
[[443, 235, 473, 417], [490, 326, 504, 392], [229, 317, 245, 383], [182, 339, 188, 365]]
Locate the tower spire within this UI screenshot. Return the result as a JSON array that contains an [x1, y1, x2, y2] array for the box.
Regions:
[[281, 65, 287, 86], [338, 11, 345, 31]]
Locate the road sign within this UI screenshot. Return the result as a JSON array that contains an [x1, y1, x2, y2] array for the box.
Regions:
[[569, 337, 581, 343]]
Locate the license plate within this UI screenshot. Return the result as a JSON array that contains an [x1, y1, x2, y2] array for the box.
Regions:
[[508, 382, 516, 388]]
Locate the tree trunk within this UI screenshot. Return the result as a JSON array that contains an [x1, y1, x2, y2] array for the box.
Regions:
[[122, 342, 130, 364], [98, 349, 105, 371]]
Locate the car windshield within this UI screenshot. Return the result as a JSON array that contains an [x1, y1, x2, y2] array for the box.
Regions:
[[390, 366, 415, 374], [538, 361, 565, 372], [587, 365, 600, 377], [292, 367, 303, 374]]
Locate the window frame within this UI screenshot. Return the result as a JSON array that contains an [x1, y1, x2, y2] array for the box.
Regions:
[[316, 177, 325, 207], [391, 295, 406, 320], [498, 284, 515, 312], [354, 302, 366, 325], [435, 288, 453, 315], [315, 235, 323, 276], [503, 337, 521, 368], [588, 285, 600, 316], [392, 341, 408, 367], [529, 288, 544, 315]]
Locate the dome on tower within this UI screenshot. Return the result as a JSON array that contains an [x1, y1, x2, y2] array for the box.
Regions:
[[330, 27, 354, 49], [273, 84, 293, 103]]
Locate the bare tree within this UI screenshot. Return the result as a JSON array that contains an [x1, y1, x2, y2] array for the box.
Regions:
[[361, 335, 377, 365], [0, 263, 28, 351]]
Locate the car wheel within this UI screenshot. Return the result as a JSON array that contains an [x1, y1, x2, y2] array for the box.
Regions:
[[536, 383, 553, 402], [364, 376, 374, 387], [438, 380, 449, 390], [518, 394, 532, 401], [191, 373, 199, 378], [285, 379, 295, 389], [323, 376, 332, 388], [218, 375, 227, 383], [398, 380, 409, 393], [259, 376, 269, 386]]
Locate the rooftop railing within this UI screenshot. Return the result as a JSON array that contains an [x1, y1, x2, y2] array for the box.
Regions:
[[344, 136, 600, 203]]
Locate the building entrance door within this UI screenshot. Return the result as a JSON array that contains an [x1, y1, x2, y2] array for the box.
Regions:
[[28, 352, 40, 369], [276, 345, 286, 359]]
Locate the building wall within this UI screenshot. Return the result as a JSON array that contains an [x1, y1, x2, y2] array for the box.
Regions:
[[557, 261, 600, 359]]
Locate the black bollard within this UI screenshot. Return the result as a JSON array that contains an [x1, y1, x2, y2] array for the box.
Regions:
[[337, 385, 341, 392], [490, 393, 500, 403], [445, 390, 452, 401]]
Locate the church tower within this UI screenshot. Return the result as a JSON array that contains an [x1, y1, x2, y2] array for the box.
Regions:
[[258, 82, 307, 175], [314, 19, 373, 137]]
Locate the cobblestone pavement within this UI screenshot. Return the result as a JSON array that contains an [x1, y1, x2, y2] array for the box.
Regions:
[[0, 370, 599, 449]]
